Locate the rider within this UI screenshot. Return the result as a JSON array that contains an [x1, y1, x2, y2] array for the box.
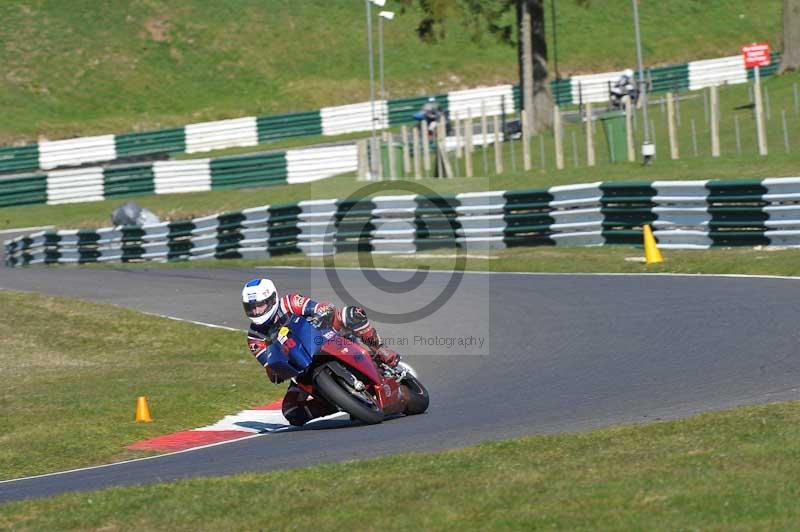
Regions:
[[241, 278, 400, 426], [610, 68, 638, 109]]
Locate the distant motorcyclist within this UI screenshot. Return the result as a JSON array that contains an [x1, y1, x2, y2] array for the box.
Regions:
[[242, 278, 400, 426], [414, 96, 446, 139], [610, 68, 638, 109]]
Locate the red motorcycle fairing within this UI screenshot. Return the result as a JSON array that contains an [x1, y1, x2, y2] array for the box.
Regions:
[[374, 377, 409, 415], [320, 336, 382, 385], [318, 336, 409, 415]]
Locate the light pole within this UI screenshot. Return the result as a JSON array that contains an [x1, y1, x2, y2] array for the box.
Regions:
[[366, 0, 386, 178], [632, 0, 654, 164], [378, 10, 395, 101]]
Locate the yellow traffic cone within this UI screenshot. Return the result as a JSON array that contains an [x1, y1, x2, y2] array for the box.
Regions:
[[643, 224, 664, 265], [135, 396, 153, 423]]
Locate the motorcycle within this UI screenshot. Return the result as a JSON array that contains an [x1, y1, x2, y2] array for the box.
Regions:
[[264, 315, 429, 425]]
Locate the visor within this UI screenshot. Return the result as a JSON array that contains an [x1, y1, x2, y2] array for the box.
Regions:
[[243, 292, 277, 318]]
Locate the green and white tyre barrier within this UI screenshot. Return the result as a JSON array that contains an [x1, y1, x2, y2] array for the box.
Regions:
[[286, 145, 358, 184], [445, 85, 514, 118], [0, 52, 781, 175], [184, 117, 259, 154], [0, 143, 357, 207], [8, 177, 800, 266], [39, 134, 118, 170], [688, 55, 747, 91], [321, 101, 390, 135]]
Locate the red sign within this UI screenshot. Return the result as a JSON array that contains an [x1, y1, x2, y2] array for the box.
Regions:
[[741, 43, 771, 68]]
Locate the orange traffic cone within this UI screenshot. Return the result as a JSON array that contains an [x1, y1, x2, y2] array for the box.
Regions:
[[135, 396, 153, 423], [643, 224, 664, 265]]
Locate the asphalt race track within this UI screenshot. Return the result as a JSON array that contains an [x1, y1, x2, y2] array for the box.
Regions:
[[2, 265, 800, 503]]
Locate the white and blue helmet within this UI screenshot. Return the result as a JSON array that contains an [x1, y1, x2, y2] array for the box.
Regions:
[[241, 278, 278, 325]]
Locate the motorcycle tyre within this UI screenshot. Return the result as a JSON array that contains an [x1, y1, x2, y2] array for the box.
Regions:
[[314, 364, 384, 425], [402, 374, 430, 415]]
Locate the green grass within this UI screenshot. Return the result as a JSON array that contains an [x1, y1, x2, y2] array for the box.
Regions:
[[0, 0, 782, 144], [3, 400, 800, 529], [0, 290, 280, 480]]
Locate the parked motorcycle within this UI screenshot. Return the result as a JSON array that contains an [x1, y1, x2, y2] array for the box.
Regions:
[[265, 315, 429, 425]]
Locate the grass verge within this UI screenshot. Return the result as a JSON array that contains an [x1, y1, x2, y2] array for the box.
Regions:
[[0, 290, 279, 480], [0, 0, 781, 143], [3, 400, 800, 529], [75, 246, 800, 279]]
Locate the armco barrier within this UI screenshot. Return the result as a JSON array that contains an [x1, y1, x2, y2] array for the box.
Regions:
[[0, 142, 356, 207], [0, 52, 782, 175], [7, 176, 800, 267]]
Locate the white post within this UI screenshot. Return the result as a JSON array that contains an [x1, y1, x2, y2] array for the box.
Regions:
[[754, 66, 768, 156]]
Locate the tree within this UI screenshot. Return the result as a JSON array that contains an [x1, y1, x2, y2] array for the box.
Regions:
[[401, 0, 553, 132], [779, 0, 800, 73]]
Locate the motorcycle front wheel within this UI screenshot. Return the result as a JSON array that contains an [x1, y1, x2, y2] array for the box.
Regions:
[[313, 363, 384, 425], [402, 374, 430, 415]]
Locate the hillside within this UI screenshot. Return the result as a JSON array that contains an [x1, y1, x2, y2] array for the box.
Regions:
[[0, 0, 782, 143]]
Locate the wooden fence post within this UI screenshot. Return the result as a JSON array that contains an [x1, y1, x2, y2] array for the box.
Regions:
[[754, 66, 768, 156], [667, 92, 679, 160], [586, 102, 596, 167], [436, 116, 445, 178], [710, 85, 720, 157], [357, 138, 369, 180], [464, 114, 474, 178], [554, 105, 564, 170], [421, 122, 431, 175], [625, 96, 635, 162], [438, 115, 453, 178], [455, 114, 463, 160], [401, 125, 411, 176], [372, 136, 382, 179], [493, 114, 503, 174], [386, 131, 397, 179], [481, 101, 489, 175], [412, 124, 422, 179], [522, 110, 531, 170]]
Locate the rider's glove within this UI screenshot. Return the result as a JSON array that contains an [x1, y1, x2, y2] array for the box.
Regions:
[[311, 303, 335, 329], [374, 345, 400, 368]]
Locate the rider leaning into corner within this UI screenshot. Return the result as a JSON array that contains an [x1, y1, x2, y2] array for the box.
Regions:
[[241, 278, 400, 426]]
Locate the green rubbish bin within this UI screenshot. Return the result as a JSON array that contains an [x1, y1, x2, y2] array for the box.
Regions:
[[379, 140, 405, 178], [599, 111, 628, 163]]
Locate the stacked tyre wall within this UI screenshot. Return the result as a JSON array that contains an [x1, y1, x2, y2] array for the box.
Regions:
[[7, 177, 800, 266]]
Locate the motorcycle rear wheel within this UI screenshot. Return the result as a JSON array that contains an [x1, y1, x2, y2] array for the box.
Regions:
[[314, 364, 384, 425]]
